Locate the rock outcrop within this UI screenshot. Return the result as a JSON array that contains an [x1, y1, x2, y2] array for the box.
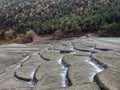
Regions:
[[92, 51, 120, 90], [0, 37, 120, 90]]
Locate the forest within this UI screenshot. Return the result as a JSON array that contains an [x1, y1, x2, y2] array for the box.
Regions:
[[0, 0, 120, 40]]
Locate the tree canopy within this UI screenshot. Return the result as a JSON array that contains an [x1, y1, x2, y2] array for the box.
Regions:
[[0, 0, 120, 36]]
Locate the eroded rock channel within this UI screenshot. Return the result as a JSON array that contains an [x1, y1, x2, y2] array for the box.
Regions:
[[0, 37, 120, 90]]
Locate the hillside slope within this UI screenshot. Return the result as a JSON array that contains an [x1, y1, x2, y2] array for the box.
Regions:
[[0, 0, 120, 38]]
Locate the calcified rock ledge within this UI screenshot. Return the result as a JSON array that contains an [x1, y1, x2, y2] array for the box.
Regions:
[[0, 37, 120, 90]]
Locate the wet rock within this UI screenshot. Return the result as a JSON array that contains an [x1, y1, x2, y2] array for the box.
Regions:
[[21, 53, 42, 66], [0, 87, 31, 90], [0, 78, 29, 89], [0, 42, 50, 51], [62, 55, 88, 66], [0, 44, 27, 48], [74, 51, 91, 56], [41, 51, 62, 60], [73, 43, 91, 51], [54, 44, 73, 53], [73, 43, 100, 53], [94, 40, 116, 51], [93, 51, 120, 90], [30, 43, 52, 50], [15, 62, 41, 81], [0, 37, 120, 90], [92, 52, 120, 69], [0, 47, 39, 52], [0, 52, 26, 73], [68, 62, 98, 85], [50, 82, 100, 90], [79, 42, 96, 47], [14, 88, 32, 90], [35, 61, 61, 80], [94, 68, 120, 90], [33, 69, 63, 90], [54, 41, 71, 46], [0, 64, 29, 89], [0, 64, 19, 83]]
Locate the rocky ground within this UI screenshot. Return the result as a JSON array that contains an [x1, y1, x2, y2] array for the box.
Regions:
[[0, 36, 120, 90]]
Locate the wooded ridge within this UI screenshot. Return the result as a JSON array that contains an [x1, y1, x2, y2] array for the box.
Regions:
[[0, 0, 120, 41]]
